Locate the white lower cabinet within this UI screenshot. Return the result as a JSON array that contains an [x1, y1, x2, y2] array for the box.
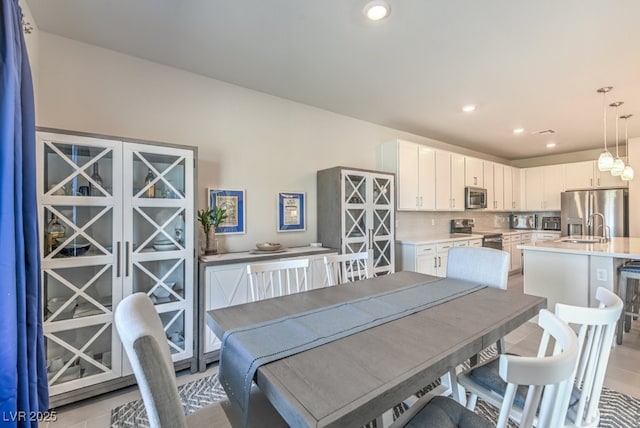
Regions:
[[397, 239, 481, 278], [202, 251, 336, 356], [503, 234, 523, 273]]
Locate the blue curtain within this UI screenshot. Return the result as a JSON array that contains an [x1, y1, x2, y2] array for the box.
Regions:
[[0, 0, 49, 426]]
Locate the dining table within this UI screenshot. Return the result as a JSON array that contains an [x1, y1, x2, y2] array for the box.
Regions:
[[206, 270, 546, 428]]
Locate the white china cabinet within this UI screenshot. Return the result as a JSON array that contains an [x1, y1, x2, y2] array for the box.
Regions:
[[36, 130, 195, 405], [317, 167, 395, 276]]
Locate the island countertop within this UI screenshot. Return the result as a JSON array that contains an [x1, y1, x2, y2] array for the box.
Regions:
[[518, 237, 640, 259]]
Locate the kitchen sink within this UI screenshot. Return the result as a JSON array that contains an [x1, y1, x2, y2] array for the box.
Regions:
[[558, 237, 607, 244]]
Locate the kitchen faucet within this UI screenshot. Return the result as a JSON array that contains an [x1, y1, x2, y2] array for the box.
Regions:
[[587, 212, 609, 242]]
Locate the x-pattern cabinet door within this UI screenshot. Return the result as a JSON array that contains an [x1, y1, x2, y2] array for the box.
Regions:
[[37, 132, 124, 395], [341, 170, 395, 276], [121, 143, 194, 375]]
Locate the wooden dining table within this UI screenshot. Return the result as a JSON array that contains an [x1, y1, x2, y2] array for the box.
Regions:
[[206, 271, 546, 428]]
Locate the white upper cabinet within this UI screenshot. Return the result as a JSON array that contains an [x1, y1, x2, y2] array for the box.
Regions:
[[524, 164, 565, 210], [465, 157, 484, 187], [504, 165, 520, 211], [493, 163, 505, 211], [565, 160, 627, 190], [379, 140, 435, 210], [435, 151, 465, 211]]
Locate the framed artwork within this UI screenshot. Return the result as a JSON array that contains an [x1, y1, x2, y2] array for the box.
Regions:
[[208, 189, 246, 235], [277, 192, 306, 232]]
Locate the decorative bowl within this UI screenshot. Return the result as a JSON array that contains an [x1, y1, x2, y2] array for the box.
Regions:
[[56, 238, 91, 256], [256, 242, 281, 251], [152, 283, 174, 299], [47, 297, 77, 315], [153, 239, 177, 251]]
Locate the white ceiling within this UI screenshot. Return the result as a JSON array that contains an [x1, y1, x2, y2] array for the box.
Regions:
[[24, 0, 640, 160]]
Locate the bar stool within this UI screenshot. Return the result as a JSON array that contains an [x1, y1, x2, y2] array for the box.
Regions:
[[617, 262, 640, 345]]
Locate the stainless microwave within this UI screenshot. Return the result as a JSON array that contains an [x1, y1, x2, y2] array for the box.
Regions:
[[465, 186, 487, 209]]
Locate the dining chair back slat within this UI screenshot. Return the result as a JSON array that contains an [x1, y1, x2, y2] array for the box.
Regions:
[[553, 286, 623, 427], [247, 258, 309, 301], [324, 252, 370, 286]]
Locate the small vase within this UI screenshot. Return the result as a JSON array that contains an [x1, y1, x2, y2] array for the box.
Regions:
[[204, 229, 218, 255]]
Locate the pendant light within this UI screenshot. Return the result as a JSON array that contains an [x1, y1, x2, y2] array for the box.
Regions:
[[597, 87, 614, 171], [621, 114, 634, 181], [610, 101, 625, 176]]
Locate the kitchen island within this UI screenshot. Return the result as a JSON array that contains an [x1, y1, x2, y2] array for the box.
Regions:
[[518, 237, 640, 310]]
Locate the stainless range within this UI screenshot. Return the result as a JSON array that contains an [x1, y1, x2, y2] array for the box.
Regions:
[[451, 218, 503, 251]]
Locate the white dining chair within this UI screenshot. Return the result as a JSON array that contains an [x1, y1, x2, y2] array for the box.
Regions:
[[458, 287, 622, 428], [323, 252, 370, 286], [114, 293, 287, 428], [246, 258, 309, 301], [391, 309, 579, 428]]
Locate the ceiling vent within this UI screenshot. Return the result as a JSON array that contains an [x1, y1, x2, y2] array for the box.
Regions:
[[531, 129, 556, 135]]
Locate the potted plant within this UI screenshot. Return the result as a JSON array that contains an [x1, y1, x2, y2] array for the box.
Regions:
[[197, 206, 227, 255]]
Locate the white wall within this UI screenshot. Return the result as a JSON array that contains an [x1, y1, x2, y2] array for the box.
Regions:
[[33, 32, 505, 252]]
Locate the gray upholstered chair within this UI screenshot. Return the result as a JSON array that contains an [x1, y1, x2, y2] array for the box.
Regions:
[[446, 246, 510, 290], [440, 246, 510, 402], [114, 292, 287, 428], [459, 287, 623, 428], [391, 309, 580, 428]]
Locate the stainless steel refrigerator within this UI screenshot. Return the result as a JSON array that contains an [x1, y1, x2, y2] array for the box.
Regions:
[[560, 189, 628, 237]]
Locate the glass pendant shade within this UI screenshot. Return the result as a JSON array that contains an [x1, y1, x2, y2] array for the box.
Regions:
[[621, 113, 634, 181], [598, 151, 614, 171], [611, 157, 625, 176]]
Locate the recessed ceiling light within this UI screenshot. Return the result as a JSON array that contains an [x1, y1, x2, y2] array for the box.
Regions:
[[513, 128, 525, 134], [363, 1, 390, 21], [462, 104, 476, 113], [546, 142, 557, 148]]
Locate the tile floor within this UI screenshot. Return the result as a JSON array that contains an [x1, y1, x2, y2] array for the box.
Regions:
[[43, 274, 640, 428]]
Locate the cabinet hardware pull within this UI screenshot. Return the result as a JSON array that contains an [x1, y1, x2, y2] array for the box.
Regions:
[[125, 241, 131, 277], [416, 196, 419, 207], [116, 241, 121, 277], [452, 198, 455, 208], [419, 196, 423, 207], [438, 256, 441, 267], [434, 257, 437, 268]]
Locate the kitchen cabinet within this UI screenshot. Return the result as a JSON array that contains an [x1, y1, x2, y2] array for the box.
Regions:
[[503, 166, 521, 211], [435, 150, 465, 210], [484, 162, 505, 210], [37, 130, 195, 405], [465, 157, 484, 187], [565, 160, 627, 190], [532, 231, 561, 242], [503, 233, 523, 273], [200, 250, 336, 363], [379, 140, 435, 210], [397, 238, 481, 277], [524, 164, 565, 211], [317, 167, 395, 276]]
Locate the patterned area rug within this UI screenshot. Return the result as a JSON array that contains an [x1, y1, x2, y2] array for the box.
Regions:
[[111, 349, 640, 428]]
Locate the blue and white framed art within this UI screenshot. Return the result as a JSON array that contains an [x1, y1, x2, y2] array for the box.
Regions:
[[278, 192, 306, 232], [208, 189, 246, 234]]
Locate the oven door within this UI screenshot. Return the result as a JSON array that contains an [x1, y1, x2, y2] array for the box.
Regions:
[[483, 235, 503, 250]]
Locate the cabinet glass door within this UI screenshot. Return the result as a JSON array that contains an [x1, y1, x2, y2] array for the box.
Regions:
[[342, 172, 368, 242], [37, 132, 123, 394], [123, 143, 194, 365], [371, 175, 394, 275]]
